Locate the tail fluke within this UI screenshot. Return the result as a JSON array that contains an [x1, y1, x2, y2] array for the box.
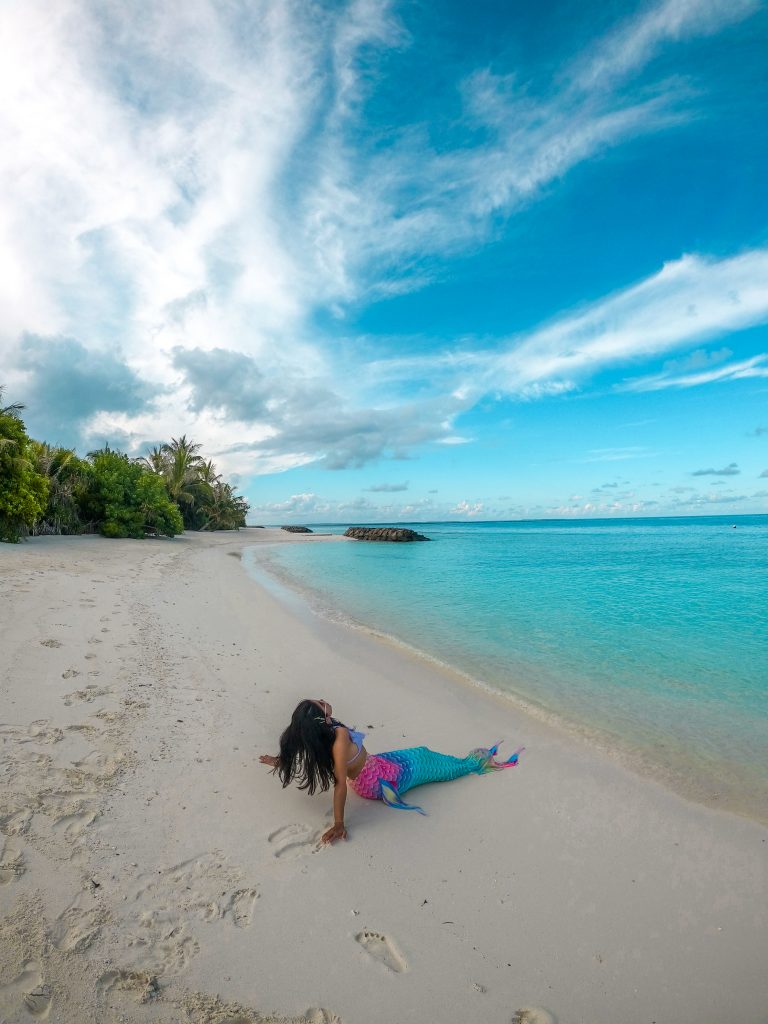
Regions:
[[470, 742, 525, 774], [380, 780, 428, 815]]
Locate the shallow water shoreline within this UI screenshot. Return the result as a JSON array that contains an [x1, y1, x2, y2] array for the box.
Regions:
[[245, 534, 768, 826]]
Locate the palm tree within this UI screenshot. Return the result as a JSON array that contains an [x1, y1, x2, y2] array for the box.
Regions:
[[198, 459, 222, 487], [107, 434, 247, 532], [202, 480, 249, 530], [0, 387, 29, 462], [0, 385, 25, 418], [138, 445, 168, 475], [161, 435, 205, 506], [86, 443, 114, 458], [156, 435, 217, 529], [0, 387, 25, 453]]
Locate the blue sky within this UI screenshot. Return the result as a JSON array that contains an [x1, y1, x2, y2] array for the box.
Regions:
[[2, 0, 767, 521]]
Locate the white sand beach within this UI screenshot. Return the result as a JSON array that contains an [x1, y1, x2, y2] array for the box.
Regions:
[[0, 530, 766, 1024]]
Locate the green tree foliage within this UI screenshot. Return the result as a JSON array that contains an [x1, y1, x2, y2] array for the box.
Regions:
[[85, 450, 183, 538], [203, 479, 250, 530], [30, 442, 94, 536], [140, 438, 248, 531], [0, 389, 49, 542], [162, 435, 207, 520], [1, 384, 247, 541]]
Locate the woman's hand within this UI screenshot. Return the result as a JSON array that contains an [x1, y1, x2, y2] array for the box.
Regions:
[[259, 754, 279, 768], [321, 822, 348, 845]]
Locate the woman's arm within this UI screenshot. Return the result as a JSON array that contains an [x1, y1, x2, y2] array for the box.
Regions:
[[321, 730, 350, 844]]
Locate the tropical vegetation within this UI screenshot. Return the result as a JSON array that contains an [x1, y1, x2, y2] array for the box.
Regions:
[[0, 389, 49, 542], [138, 436, 249, 531], [0, 387, 249, 542]]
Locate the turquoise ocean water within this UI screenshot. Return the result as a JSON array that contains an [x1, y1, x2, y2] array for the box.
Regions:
[[245, 516, 768, 823]]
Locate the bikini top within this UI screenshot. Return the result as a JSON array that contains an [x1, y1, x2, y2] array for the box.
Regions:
[[335, 724, 366, 763]]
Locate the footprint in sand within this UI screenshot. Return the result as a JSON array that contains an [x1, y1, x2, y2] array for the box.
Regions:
[[0, 808, 33, 836], [267, 824, 322, 860], [97, 853, 260, 992], [53, 808, 98, 837], [25, 984, 53, 1019], [66, 723, 98, 738], [95, 709, 122, 725], [40, 638, 62, 648], [75, 749, 127, 779], [122, 853, 259, 978], [96, 968, 160, 1006], [220, 887, 260, 928], [50, 899, 105, 952], [177, 994, 342, 1023], [61, 668, 81, 679], [0, 961, 53, 1020], [26, 720, 64, 743], [126, 920, 200, 976], [63, 685, 111, 706], [511, 1010, 557, 1024], [355, 930, 408, 973], [0, 840, 25, 885]]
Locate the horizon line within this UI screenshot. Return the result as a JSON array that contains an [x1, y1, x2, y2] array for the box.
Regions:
[[247, 511, 768, 528]]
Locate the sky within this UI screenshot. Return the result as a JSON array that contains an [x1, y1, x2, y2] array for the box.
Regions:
[[1, 0, 767, 523]]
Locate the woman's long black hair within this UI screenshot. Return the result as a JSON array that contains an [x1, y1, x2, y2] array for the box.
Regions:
[[276, 699, 341, 795]]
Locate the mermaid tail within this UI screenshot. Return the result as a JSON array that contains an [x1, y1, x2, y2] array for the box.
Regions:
[[470, 742, 524, 773], [350, 742, 523, 813]]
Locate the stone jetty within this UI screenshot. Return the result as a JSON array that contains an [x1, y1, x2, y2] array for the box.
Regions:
[[344, 526, 430, 542]]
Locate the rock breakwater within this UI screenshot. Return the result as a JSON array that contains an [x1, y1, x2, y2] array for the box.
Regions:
[[344, 527, 430, 542]]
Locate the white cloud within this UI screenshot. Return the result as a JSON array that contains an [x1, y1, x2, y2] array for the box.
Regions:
[[253, 493, 327, 516], [449, 500, 485, 517], [569, 0, 760, 91], [620, 354, 768, 392], [248, 491, 446, 523], [498, 251, 768, 394], [0, 0, 329, 366], [371, 249, 768, 403]]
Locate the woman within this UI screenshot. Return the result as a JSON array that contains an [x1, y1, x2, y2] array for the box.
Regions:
[[260, 698, 522, 844]]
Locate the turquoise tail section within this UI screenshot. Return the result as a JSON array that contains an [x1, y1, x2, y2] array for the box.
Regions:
[[362, 742, 524, 813], [376, 742, 524, 796]]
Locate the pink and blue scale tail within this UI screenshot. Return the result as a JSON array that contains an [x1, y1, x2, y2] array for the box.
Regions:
[[350, 742, 523, 814]]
